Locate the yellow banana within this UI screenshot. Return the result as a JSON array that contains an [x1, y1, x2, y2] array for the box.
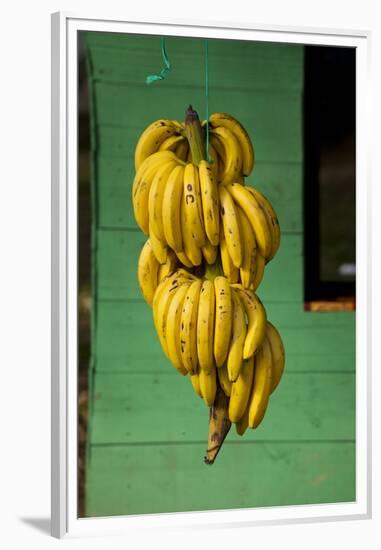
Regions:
[[202, 240, 218, 265], [197, 280, 216, 374], [153, 276, 187, 356], [198, 160, 220, 246], [152, 269, 195, 330], [158, 134, 185, 152], [251, 252, 266, 292], [246, 186, 280, 262], [228, 355, 254, 422], [220, 227, 239, 283], [157, 249, 177, 282], [210, 126, 242, 184], [235, 403, 249, 436], [162, 164, 185, 252], [154, 283, 178, 357], [149, 227, 168, 264], [209, 112, 255, 176], [226, 183, 272, 259], [183, 163, 206, 247], [213, 276, 232, 367], [248, 337, 273, 428], [165, 283, 191, 375], [132, 150, 175, 198], [233, 286, 267, 359], [152, 278, 173, 333], [134, 120, 180, 170], [137, 239, 159, 306], [179, 279, 202, 374], [189, 373, 203, 399], [217, 363, 232, 397], [237, 205, 257, 289], [175, 249, 194, 268], [181, 190, 202, 266], [219, 185, 243, 268], [266, 321, 285, 394], [199, 366, 217, 406], [148, 160, 178, 242], [132, 151, 177, 234], [227, 289, 246, 382]]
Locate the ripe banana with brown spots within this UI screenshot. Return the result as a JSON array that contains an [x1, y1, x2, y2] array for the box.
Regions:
[[137, 239, 159, 306], [134, 120, 182, 170], [208, 112, 255, 177], [232, 285, 267, 359], [213, 276, 232, 367], [247, 337, 273, 428], [226, 183, 272, 260], [227, 289, 246, 382], [197, 280, 216, 374], [219, 184, 243, 269], [180, 279, 203, 374]]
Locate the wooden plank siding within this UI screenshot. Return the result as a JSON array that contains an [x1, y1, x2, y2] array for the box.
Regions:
[[86, 443, 355, 517], [83, 31, 356, 517], [90, 371, 355, 444]]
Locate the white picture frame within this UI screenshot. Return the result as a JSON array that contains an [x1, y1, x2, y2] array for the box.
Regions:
[[51, 11, 372, 539]]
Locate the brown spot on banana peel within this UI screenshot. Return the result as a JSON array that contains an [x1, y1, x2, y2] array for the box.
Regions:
[[204, 385, 231, 465]]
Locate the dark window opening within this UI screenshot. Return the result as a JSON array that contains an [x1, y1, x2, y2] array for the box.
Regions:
[[303, 46, 356, 309]]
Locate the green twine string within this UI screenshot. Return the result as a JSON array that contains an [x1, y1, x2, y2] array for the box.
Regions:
[[145, 37, 212, 164], [146, 37, 171, 84]]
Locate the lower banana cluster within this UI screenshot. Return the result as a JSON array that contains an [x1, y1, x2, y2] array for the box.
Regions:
[[146, 268, 285, 434]]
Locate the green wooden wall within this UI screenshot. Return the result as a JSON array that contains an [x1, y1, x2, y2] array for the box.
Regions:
[[83, 32, 356, 517]]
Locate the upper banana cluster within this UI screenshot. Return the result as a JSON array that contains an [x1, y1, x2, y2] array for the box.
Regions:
[[132, 110, 280, 290], [132, 107, 285, 462]]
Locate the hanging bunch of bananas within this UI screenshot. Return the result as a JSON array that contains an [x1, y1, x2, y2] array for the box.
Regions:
[[132, 106, 285, 464], [138, 259, 284, 438]]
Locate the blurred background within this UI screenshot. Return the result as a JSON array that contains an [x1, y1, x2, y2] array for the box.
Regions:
[[77, 33, 355, 517]]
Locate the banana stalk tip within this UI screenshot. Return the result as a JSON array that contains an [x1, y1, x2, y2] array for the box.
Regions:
[[203, 454, 216, 465], [204, 385, 231, 465]]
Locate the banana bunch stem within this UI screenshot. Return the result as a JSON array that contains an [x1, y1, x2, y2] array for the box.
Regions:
[[185, 105, 206, 165], [204, 386, 231, 465], [185, 107, 233, 464]]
